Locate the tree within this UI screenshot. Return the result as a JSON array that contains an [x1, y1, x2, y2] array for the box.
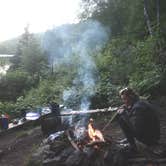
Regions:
[[10, 25, 48, 81], [0, 70, 33, 101], [79, 0, 138, 36], [79, 0, 166, 38], [21, 36, 48, 80], [156, 0, 160, 30], [144, 0, 153, 36], [10, 25, 33, 70]]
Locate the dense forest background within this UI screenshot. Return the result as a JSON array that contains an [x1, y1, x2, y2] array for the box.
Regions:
[[0, 0, 166, 118]]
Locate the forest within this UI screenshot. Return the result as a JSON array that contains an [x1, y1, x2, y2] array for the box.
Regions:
[[0, 0, 166, 118]]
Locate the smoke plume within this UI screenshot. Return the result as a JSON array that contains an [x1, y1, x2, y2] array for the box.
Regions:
[[42, 20, 109, 112]]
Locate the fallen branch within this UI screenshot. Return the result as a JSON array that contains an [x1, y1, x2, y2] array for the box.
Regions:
[[66, 130, 80, 151]]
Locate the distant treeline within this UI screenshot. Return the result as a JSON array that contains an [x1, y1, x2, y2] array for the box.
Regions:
[[0, 0, 166, 117]]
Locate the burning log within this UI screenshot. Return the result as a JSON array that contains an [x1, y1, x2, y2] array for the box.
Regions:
[[85, 140, 106, 147], [88, 118, 105, 142], [65, 118, 112, 153]]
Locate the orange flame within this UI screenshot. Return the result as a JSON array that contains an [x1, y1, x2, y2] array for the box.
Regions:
[[88, 118, 105, 142]]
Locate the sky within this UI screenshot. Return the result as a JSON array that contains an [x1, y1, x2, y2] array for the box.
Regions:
[[0, 0, 81, 42]]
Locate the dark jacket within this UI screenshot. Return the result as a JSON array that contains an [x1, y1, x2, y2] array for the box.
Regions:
[[128, 100, 160, 145]]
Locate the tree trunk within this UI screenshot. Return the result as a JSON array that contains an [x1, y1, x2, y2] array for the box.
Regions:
[[156, 0, 160, 30], [143, 0, 153, 36]]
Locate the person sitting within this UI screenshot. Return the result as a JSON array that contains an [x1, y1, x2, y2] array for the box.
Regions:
[[117, 87, 160, 151]]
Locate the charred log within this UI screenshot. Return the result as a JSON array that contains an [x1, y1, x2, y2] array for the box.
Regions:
[[85, 140, 106, 147]]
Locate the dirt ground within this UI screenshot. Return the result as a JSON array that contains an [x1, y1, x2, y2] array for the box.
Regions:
[[0, 107, 166, 166], [0, 126, 43, 166]]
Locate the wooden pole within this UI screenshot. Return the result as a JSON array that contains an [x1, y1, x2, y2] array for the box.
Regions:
[[102, 111, 118, 131]]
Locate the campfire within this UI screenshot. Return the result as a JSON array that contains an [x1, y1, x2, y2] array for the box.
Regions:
[[88, 118, 105, 142], [67, 118, 111, 152], [34, 113, 166, 166]]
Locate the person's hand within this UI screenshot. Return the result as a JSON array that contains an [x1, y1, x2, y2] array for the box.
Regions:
[[117, 104, 127, 114], [117, 108, 125, 114]]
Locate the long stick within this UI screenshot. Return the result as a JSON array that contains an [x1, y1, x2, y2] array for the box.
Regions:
[[102, 111, 118, 131]]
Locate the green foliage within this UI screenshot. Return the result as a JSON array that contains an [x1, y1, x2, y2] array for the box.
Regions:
[[15, 61, 78, 109], [80, 0, 166, 39], [92, 38, 135, 107], [10, 25, 48, 81], [0, 70, 33, 101], [91, 82, 121, 108], [21, 38, 48, 77], [95, 35, 164, 101], [1, 0, 166, 113], [96, 38, 135, 85], [16, 80, 58, 108], [129, 37, 161, 95], [79, 0, 144, 36], [0, 101, 15, 115]]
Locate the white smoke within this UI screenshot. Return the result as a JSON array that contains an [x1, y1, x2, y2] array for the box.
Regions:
[[42, 20, 109, 112]]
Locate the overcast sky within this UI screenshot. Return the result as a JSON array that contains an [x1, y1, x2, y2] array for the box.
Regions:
[[0, 0, 81, 42]]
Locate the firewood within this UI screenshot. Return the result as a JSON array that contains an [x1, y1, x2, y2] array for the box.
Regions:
[[85, 140, 105, 147], [66, 130, 80, 151], [64, 150, 86, 166]]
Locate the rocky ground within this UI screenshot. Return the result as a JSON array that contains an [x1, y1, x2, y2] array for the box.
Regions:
[[27, 110, 166, 166], [0, 106, 166, 166], [0, 126, 43, 166]]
